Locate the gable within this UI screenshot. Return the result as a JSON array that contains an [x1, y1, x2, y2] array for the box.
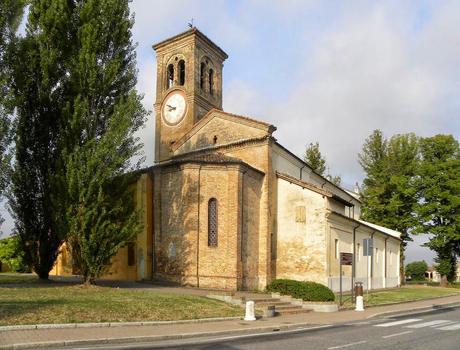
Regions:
[[172, 109, 275, 156]]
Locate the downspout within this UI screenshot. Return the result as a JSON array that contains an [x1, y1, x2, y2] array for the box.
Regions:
[[299, 164, 307, 180], [196, 165, 202, 288], [240, 170, 246, 262], [352, 223, 361, 300], [370, 231, 375, 290], [240, 170, 247, 289], [384, 237, 388, 288]]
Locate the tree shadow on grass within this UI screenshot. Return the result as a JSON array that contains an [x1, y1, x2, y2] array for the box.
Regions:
[[0, 299, 67, 326]]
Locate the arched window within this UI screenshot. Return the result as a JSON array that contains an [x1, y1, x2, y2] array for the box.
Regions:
[[208, 69, 214, 95], [178, 60, 185, 85], [208, 198, 218, 247], [200, 62, 206, 90], [167, 64, 174, 88]]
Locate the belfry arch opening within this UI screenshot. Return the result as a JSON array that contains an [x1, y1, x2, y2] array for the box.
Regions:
[[178, 60, 185, 86], [167, 64, 174, 88], [208, 69, 214, 95]]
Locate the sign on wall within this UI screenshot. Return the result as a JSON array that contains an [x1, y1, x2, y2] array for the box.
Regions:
[[363, 238, 373, 256], [340, 252, 353, 266]]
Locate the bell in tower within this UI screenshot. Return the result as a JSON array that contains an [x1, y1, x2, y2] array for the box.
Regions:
[[153, 28, 228, 162]]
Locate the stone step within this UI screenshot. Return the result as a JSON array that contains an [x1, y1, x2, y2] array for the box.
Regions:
[[242, 298, 281, 303], [254, 301, 292, 308], [276, 307, 312, 315], [274, 304, 305, 311]]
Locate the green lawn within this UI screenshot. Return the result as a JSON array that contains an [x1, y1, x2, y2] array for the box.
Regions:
[[0, 274, 243, 326], [340, 285, 460, 308]]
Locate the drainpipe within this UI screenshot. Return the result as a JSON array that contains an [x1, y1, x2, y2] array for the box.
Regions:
[[299, 164, 307, 180], [196, 165, 202, 288], [384, 237, 388, 288], [240, 170, 247, 289], [370, 231, 375, 290], [352, 223, 361, 301]]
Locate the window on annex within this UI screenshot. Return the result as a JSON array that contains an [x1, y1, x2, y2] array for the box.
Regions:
[[295, 206, 306, 223], [208, 198, 218, 247], [167, 64, 174, 88], [178, 60, 185, 85], [127, 242, 135, 266], [334, 239, 339, 259], [376, 247, 379, 263], [357, 243, 361, 261]]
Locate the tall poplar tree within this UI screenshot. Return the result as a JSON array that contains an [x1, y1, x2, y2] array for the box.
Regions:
[[9, 0, 146, 282], [415, 135, 460, 285], [0, 0, 25, 228], [8, 0, 73, 279], [359, 130, 419, 280], [64, 0, 146, 284]]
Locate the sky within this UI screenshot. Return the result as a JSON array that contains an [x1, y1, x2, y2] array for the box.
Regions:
[[2, 0, 460, 265]]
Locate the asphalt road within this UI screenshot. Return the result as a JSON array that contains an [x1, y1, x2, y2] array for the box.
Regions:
[[68, 306, 460, 350]]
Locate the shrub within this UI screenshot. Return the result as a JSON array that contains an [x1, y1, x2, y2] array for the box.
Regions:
[[405, 261, 428, 280], [266, 279, 335, 302]]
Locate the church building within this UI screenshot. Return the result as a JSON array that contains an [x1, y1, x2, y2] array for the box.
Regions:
[[52, 28, 401, 292]]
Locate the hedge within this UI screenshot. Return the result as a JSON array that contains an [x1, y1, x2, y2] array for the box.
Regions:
[[266, 279, 335, 302]]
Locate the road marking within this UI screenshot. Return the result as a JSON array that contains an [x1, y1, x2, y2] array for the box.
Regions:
[[327, 340, 367, 349], [435, 323, 460, 331], [405, 320, 452, 328], [375, 318, 422, 327], [344, 321, 370, 326], [382, 331, 413, 338]]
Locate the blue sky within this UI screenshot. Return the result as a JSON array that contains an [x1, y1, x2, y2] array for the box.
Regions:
[[2, 0, 460, 265]]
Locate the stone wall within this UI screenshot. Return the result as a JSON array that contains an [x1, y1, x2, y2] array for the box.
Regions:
[[274, 176, 329, 286]]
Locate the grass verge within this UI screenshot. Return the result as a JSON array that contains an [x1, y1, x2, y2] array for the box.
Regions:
[[340, 285, 460, 308], [0, 274, 243, 326]]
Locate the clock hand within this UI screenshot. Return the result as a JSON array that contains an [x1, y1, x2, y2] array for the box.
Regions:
[[166, 104, 176, 111]]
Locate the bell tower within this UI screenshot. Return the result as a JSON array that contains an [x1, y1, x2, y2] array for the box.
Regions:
[[153, 28, 228, 162]]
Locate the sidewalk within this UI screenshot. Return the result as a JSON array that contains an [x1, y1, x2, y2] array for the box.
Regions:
[[2, 294, 460, 349]]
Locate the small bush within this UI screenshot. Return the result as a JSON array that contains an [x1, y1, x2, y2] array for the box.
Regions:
[[266, 279, 335, 302]]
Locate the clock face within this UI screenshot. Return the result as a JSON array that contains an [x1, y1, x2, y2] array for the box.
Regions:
[[162, 91, 187, 125]]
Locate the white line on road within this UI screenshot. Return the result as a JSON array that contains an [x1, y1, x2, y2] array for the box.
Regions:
[[405, 320, 452, 328], [327, 340, 367, 349], [435, 323, 460, 331], [344, 321, 370, 326], [382, 330, 413, 338], [375, 318, 422, 327]]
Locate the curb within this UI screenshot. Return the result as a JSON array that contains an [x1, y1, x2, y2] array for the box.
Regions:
[[0, 316, 243, 332], [0, 323, 331, 350], [366, 301, 460, 319], [339, 293, 460, 312]]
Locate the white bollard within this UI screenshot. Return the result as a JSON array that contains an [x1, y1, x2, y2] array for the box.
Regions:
[[244, 300, 256, 321], [355, 295, 364, 311]]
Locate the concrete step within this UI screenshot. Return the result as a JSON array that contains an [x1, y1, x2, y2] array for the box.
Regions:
[[254, 301, 292, 308], [243, 298, 281, 303], [274, 304, 305, 311], [276, 307, 312, 315]]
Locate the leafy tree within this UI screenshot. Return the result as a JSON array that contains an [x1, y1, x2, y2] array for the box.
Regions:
[[304, 142, 342, 185], [8, 0, 74, 279], [0, 0, 25, 229], [63, 0, 146, 285], [359, 130, 419, 281], [415, 135, 460, 286], [0, 236, 29, 272], [405, 260, 428, 280]]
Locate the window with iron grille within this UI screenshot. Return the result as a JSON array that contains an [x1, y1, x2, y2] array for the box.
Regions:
[[208, 198, 218, 247]]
